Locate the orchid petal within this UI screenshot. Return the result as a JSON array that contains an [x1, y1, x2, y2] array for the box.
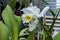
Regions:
[[36, 6, 49, 18], [29, 18, 39, 31]]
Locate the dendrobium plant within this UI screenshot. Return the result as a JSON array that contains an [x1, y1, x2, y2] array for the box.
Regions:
[[21, 5, 49, 32]]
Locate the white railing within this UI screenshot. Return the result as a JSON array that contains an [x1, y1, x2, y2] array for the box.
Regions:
[[43, 1, 60, 37]]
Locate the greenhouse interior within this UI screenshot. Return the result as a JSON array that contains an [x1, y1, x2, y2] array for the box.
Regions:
[[0, 0, 60, 40]]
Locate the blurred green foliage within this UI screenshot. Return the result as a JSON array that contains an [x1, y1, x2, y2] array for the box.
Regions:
[[0, 5, 29, 40]]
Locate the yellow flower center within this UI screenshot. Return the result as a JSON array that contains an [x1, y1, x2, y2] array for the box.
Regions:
[[25, 15, 31, 21]]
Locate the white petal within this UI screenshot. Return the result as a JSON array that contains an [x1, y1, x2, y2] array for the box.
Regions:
[[21, 6, 40, 15], [21, 14, 25, 18], [36, 6, 49, 18], [29, 18, 39, 31], [30, 3, 33, 7]]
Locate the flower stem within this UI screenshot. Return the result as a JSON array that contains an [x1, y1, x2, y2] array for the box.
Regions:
[[28, 32, 35, 40]]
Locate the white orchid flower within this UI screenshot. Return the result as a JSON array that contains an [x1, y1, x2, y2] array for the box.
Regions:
[[21, 6, 40, 23], [21, 13, 39, 31], [21, 6, 49, 31]]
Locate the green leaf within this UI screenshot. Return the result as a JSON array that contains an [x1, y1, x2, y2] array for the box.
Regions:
[[28, 32, 35, 40], [15, 15, 22, 31], [53, 32, 60, 40], [49, 9, 60, 31], [10, 0, 17, 10], [0, 21, 9, 40], [19, 38, 27, 40], [2, 5, 18, 40], [2, 6, 11, 31], [49, 9, 55, 17], [19, 28, 29, 36], [42, 0, 48, 4]]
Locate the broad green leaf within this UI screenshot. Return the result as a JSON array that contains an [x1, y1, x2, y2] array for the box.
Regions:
[[0, 21, 9, 40], [2, 7, 11, 31], [2, 5, 18, 40], [15, 15, 22, 31]]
